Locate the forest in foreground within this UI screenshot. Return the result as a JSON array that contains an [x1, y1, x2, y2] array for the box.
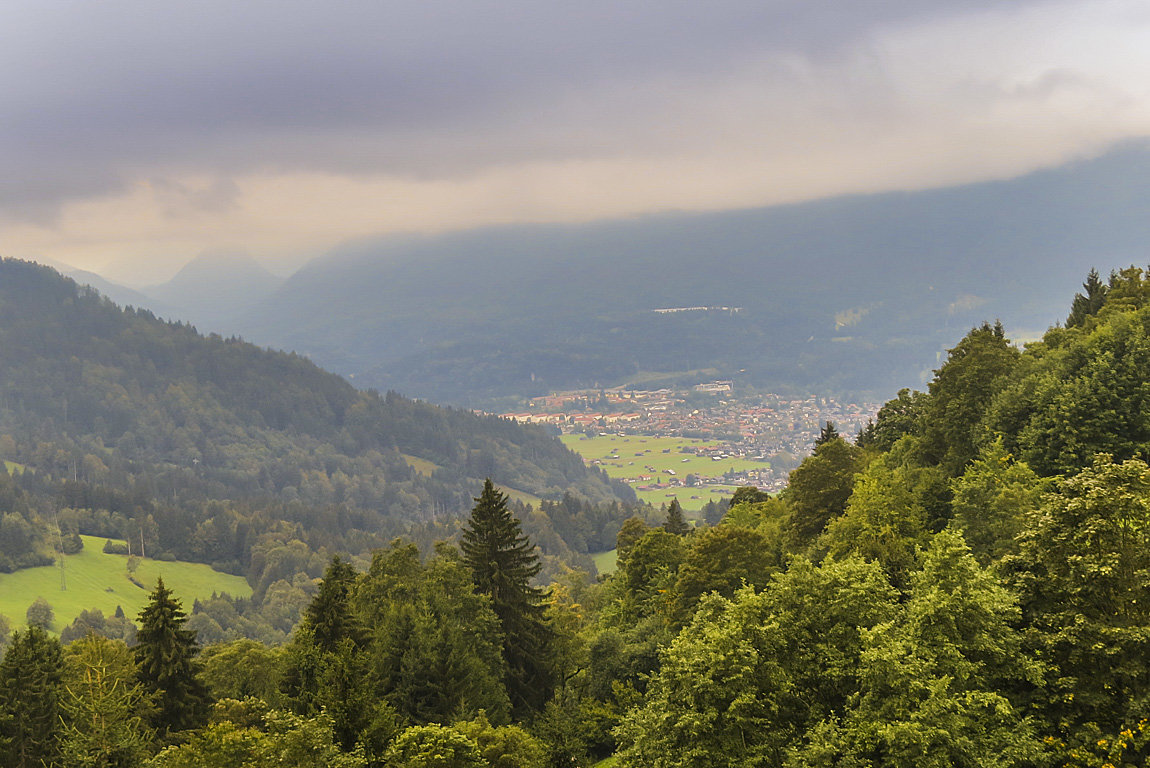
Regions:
[[5, 266, 1150, 767]]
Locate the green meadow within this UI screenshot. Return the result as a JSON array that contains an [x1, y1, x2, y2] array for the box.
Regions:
[[0, 535, 251, 632], [560, 434, 765, 511], [633, 483, 742, 510], [401, 453, 439, 477], [500, 486, 543, 506], [591, 549, 619, 575], [404, 454, 541, 507]]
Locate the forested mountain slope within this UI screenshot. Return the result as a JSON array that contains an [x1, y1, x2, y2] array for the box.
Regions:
[[6, 266, 1150, 768], [0, 259, 630, 580], [236, 142, 1150, 405]]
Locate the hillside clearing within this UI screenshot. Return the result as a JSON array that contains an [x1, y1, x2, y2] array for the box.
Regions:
[[592, 549, 619, 575], [0, 535, 251, 633], [401, 453, 439, 477]]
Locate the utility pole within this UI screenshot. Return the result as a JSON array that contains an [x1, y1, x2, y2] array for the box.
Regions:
[[53, 510, 66, 591]]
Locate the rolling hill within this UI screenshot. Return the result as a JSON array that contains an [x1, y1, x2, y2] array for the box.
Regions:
[[0, 258, 630, 586]]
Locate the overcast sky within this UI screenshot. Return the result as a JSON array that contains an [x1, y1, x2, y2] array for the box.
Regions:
[[4, 0, 1150, 285]]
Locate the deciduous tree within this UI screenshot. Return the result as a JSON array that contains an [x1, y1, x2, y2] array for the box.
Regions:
[[820, 455, 930, 588], [673, 525, 777, 621], [855, 388, 928, 452], [615, 557, 898, 768], [793, 531, 1043, 768], [25, 596, 53, 630], [786, 437, 863, 546], [949, 439, 1046, 564], [385, 724, 484, 768], [614, 516, 650, 567], [920, 321, 1020, 475], [1008, 455, 1150, 754], [59, 634, 154, 767]]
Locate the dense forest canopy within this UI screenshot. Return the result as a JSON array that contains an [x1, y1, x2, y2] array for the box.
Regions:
[[6, 263, 1150, 767]]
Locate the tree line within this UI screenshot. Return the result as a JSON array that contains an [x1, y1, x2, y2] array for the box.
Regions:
[[5, 265, 1150, 767]]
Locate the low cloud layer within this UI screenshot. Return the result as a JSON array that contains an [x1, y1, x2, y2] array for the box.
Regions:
[[3, 0, 1149, 283]]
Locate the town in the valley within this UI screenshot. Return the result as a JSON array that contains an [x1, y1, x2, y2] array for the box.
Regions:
[[500, 383, 881, 497]]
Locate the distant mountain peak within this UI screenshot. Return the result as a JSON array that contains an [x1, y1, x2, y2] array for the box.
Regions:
[[160, 249, 280, 290], [141, 249, 284, 332]]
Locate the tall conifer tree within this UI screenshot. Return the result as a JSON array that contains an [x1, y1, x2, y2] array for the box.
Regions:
[[814, 420, 840, 447], [1066, 267, 1109, 327], [134, 577, 210, 737], [461, 479, 552, 716], [304, 556, 364, 652], [0, 627, 64, 768], [663, 498, 691, 535]]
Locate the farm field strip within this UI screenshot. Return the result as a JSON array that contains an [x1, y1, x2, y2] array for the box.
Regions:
[[634, 484, 742, 510], [561, 434, 765, 511]]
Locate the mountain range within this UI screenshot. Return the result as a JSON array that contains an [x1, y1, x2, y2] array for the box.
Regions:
[[67, 140, 1150, 406]]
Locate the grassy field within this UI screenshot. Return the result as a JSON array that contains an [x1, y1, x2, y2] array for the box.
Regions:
[[592, 549, 619, 575], [633, 483, 741, 510], [402, 456, 539, 507], [401, 454, 439, 477], [621, 368, 722, 388], [561, 434, 765, 512], [0, 535, 251, 632], [500, 486, 543, 507]]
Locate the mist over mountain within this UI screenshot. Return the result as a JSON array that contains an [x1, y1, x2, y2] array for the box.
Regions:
[[141, 250, 284, 333], [49, 262, 163, 315], [214, 142, 1147, 406]]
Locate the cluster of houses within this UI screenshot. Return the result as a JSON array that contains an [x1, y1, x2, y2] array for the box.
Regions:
[[499, 384, 880, 491]]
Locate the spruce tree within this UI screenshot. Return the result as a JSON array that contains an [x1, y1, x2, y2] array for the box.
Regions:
[[134, 577, 210, 737], [662, 498, 691, 535], [0, 627, 64, 768], [281, 556, 373, 751], [814, 420, 840, 447], [1066, 267, 1108, 327], [461, 479, 552, 716], [304, 556, 364, 652]]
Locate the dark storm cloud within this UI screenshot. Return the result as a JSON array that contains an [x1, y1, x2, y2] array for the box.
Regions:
[[0, 0, 1039, 218]]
